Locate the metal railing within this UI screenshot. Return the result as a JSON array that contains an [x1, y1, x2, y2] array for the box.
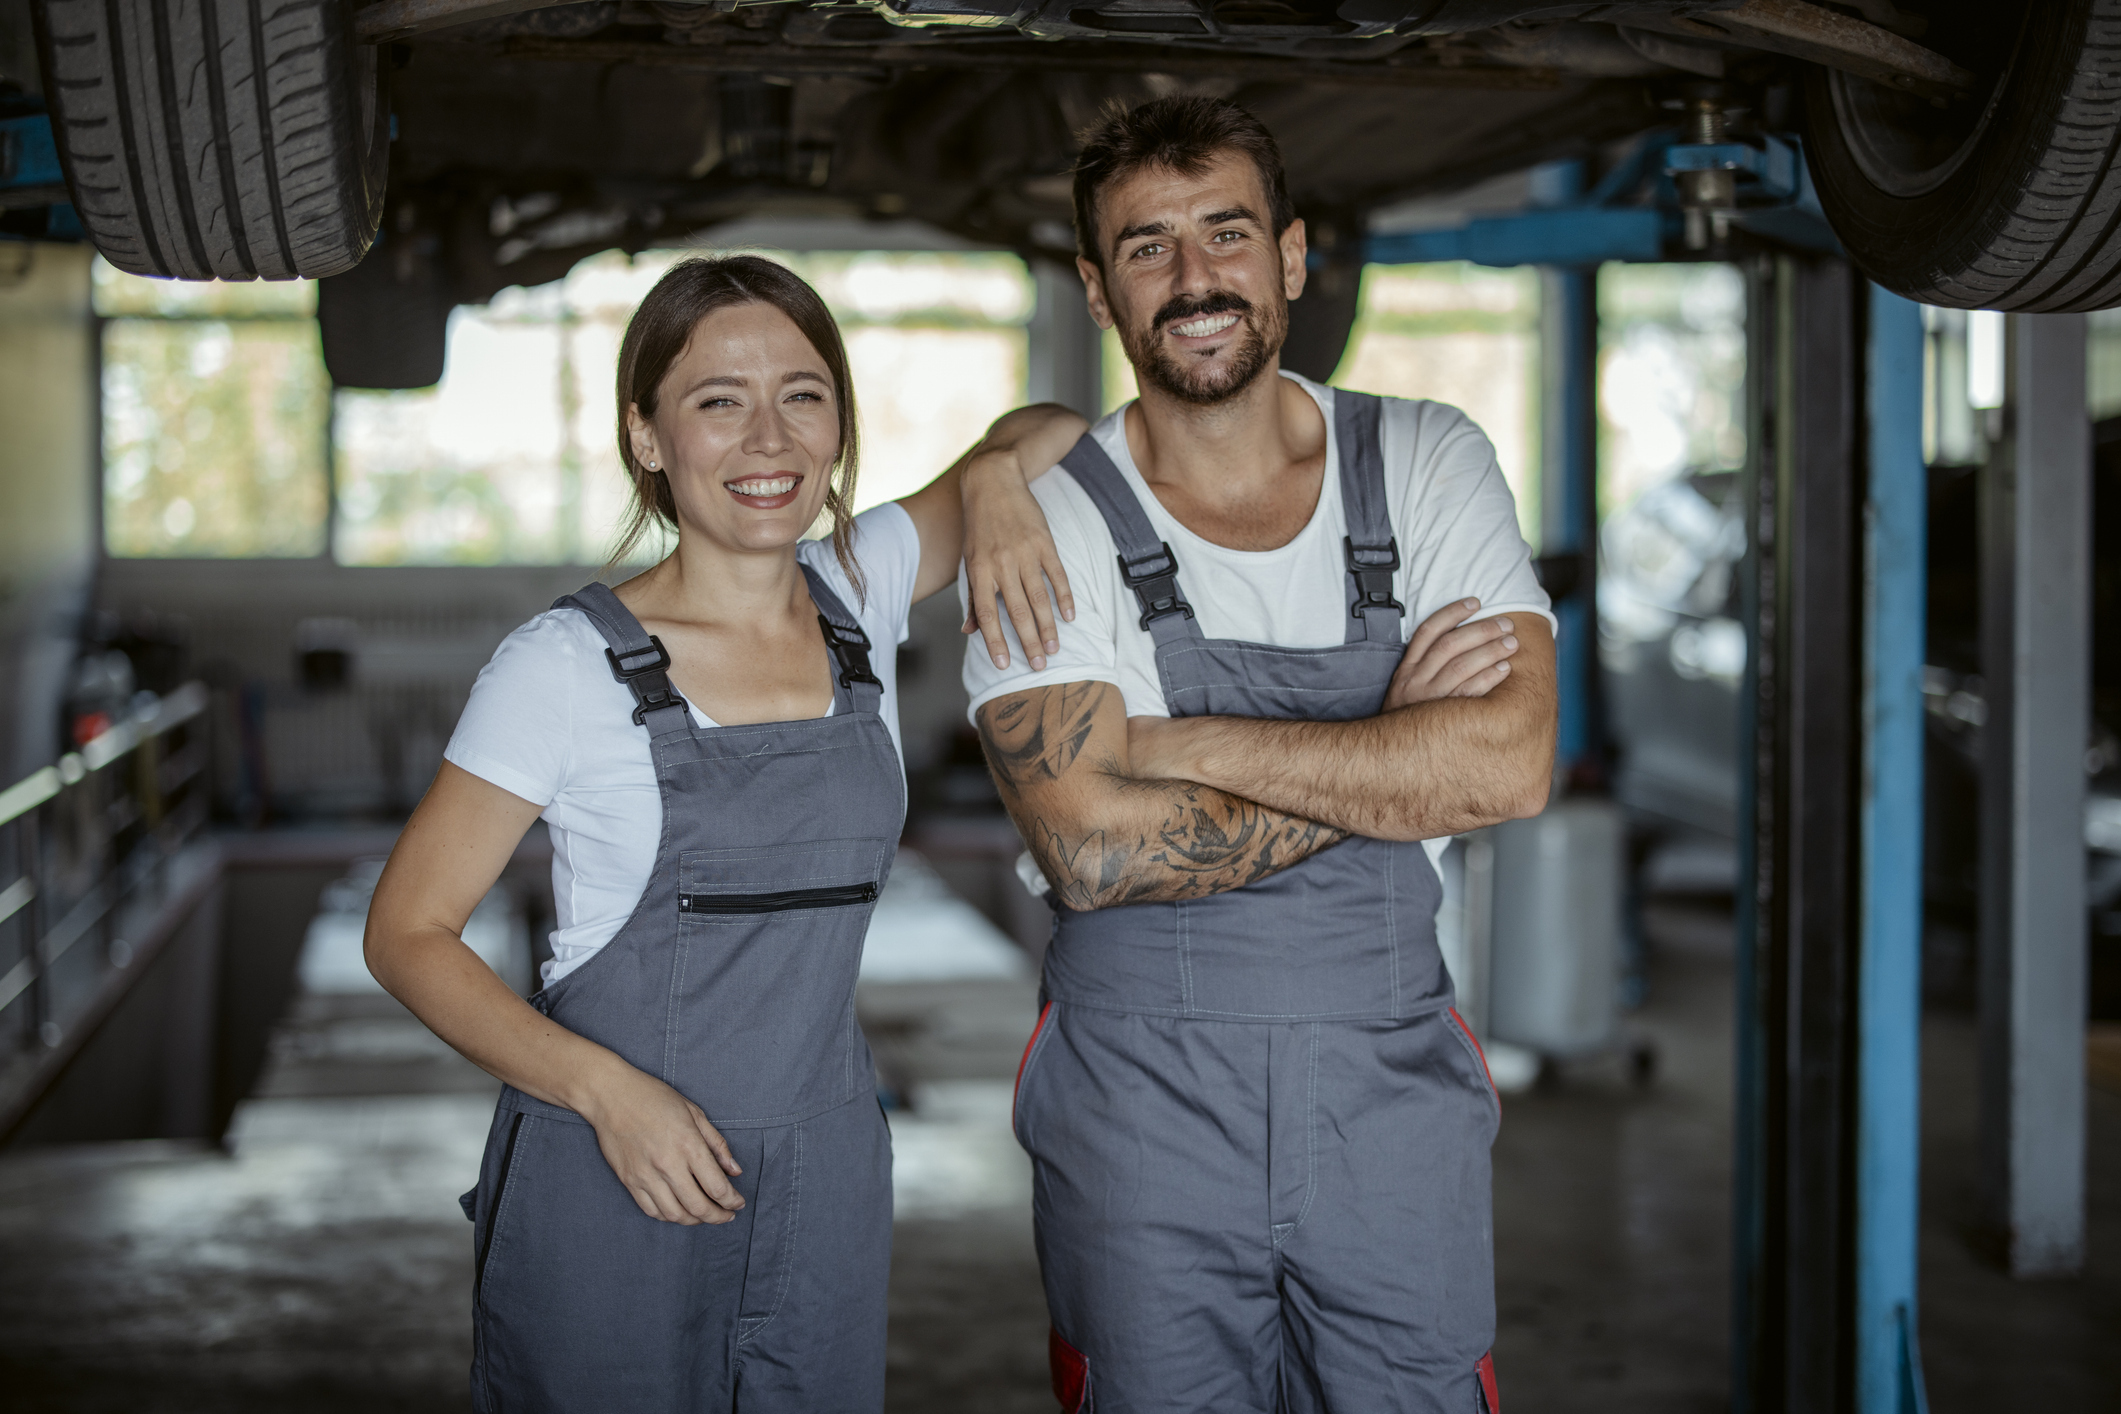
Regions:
[[0, 683, 211, 1068]]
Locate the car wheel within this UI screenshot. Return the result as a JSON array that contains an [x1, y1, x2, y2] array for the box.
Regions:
[[33, 0, 387, 281], [1805, 0, 2121, 312]]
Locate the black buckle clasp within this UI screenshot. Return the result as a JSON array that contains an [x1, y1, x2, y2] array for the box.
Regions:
[[1117, 543, 1194, 631], [605, 636, 688, 725], [818, 615, 882, 689], [1345, 536, 1404, 619]]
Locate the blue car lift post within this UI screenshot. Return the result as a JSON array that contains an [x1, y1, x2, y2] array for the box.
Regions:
[[1367, 129, 1930, 1413], [0, 107, 82, 244]]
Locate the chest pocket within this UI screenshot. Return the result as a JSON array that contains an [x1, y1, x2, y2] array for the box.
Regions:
[[677, 838, 890, 921], [1160, 640, 1403, 722]]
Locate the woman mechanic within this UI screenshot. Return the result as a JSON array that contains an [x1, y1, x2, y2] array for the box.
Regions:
[[364, 255, 1083, 1412]]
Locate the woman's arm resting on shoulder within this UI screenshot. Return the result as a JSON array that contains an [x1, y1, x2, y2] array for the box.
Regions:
[[897, 402, 1088, 666], [365, 762, 746, 1226]]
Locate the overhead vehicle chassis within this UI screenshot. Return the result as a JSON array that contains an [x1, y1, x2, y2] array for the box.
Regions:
[[17, 1, 2121, 322]]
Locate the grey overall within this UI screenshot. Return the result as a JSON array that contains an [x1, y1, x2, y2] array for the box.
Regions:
[[1012, 392, 1503, 1414], [462, 571, 903, 1414]]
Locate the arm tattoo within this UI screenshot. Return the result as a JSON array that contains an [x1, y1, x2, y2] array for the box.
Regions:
[[979, 682, 1102, 791], [977, 688, 1345, 910]]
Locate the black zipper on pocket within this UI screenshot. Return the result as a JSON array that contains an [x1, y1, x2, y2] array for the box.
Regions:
[[678, 881, 879, 915]]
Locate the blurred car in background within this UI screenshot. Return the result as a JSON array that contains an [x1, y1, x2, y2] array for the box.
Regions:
[[1598, 439, 2121, 1018]]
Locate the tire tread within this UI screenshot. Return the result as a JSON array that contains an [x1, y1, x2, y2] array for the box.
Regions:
[[31, 0, 381, 281]]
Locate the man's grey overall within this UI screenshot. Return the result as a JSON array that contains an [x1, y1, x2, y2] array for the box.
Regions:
[[1013, 392, 1503, 1414], [462, 572, 902, 1413]]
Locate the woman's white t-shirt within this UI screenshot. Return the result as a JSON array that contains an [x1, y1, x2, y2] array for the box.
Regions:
[[444, 504, 922, 984]]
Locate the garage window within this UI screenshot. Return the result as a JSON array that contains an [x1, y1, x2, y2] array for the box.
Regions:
[[332, 248, 1034, 566], [1338, 262, 1544, 540], [1597, 264, 1747, 516], [95, 248, 1032, 567], [95, 261, 331, 559]]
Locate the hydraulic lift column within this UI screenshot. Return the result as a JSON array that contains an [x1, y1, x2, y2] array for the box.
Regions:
[[1736, 253, 1861, 1414], [1737, 259, 1935, 1414], [1858, 288, 1930, 1414]]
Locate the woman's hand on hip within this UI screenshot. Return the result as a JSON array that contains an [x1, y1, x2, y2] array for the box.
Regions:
[[579, 1062, 747, 1225]]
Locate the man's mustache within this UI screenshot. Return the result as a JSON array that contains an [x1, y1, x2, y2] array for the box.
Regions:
[[1152, 291, 1253, 332]]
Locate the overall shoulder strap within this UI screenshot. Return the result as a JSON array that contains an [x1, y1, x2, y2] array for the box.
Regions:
[[554, 582, 693, 738], [1059, 431, 1203, 652], [802, 562, 885, 716], [1332, 390, 1405, 646]]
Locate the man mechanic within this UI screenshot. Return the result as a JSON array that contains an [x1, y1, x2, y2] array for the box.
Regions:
[[959, 96, 1559, 1414]]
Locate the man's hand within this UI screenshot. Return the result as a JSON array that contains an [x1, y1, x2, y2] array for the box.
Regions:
[[1385, 598, 1521, 710]]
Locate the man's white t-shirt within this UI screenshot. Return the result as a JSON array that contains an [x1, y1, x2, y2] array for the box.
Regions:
[[959, 373, 1553, 865], [445, 504, 921, 985]]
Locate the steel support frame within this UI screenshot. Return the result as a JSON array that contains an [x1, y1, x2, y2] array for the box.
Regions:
[[1540, 262, 1599, 774], [1978, 314, 2090, 1278], [1533, 154, 1604, 779], [1028, 259, 1105, 422], [1737, 258, 1931, 1414]]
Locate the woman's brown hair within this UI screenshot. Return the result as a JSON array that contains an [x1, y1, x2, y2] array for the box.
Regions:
[[609, 255, 863, 598]]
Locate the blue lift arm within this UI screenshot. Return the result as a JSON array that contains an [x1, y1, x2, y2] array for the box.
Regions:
[[1359, 132, 1835, 272]]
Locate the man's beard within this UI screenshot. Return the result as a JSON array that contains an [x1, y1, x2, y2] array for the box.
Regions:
[[1118, 289, 1288, 407]]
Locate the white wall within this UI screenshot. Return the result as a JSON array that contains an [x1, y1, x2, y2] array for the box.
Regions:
[[0, 243, 98, 781]]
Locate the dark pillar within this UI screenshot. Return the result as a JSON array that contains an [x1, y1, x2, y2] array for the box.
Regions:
[[1539, 260, 1600, 779], [1735, 253, 1862, 1414]]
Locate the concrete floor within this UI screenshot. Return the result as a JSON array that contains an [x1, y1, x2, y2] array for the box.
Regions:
[[1, 901, 2114, 1412]]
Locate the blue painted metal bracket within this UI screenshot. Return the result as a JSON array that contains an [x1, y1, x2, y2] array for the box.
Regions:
[[0, 113, 64, 193], [1367, 207, 1665, 269], [1360, 130, 1833, 270], [0, 111, 84, 243], [1666, 134, 1802, 200]]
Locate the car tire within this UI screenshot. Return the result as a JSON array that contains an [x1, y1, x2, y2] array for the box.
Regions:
[[32, 0, 387, 281], [1805, 0, 2121, 312], [319, 236, 450, 389], [1283, 213, 1365, 382]]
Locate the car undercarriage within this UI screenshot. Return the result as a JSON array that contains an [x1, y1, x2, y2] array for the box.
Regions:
[[15, 1, 2119, 392], [355, 1, 1977, 292]]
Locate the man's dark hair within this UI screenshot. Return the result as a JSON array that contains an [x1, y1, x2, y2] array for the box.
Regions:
[[1071, 96, 1295, 270]]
